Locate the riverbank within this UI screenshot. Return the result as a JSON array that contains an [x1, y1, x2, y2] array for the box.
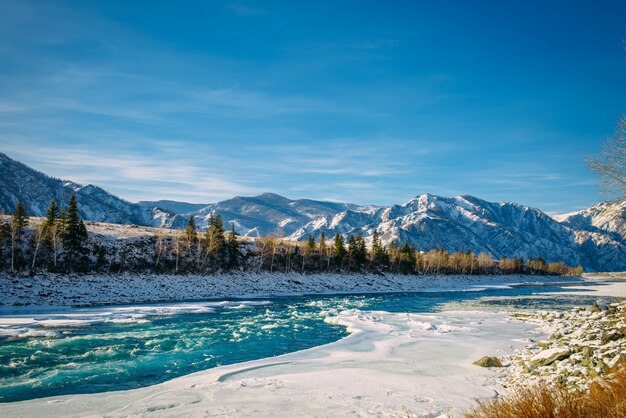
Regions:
[[502, 300, 626, 392], [0, 308, 537, 417], [1, 276, 623, 417], [0, 272, 580, 307]]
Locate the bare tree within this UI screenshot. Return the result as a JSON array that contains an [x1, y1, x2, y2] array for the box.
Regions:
[[196, 237, 204, 272], [255, 237, 269, 273], [31, 223, 45, 272], [49, 221, 63, 269], [477, 252, 495, 273], [154, 233, 165, 271], [174, 234, 181, 273], [586, 115, 626, 199]]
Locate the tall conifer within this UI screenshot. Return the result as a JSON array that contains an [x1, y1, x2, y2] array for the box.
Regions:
[[63, 194, 88, 272]]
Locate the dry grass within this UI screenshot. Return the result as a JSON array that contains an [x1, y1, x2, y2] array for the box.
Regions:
[[465, 365, 626, 418]]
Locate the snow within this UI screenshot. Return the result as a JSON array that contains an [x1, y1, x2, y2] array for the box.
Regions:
[[0, 273, 581, 308], [0, 309, 537, 417], [1, 274, 623, 416], [542, 275, 626, 298]]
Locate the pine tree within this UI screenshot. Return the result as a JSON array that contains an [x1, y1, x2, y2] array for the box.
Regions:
[[63, 194, 88, 272], [371, 229, 380, 262], [12, 200, 28, 232], [204, 213, 226, 269], [11, 199, 29, 271], [307, 235, 316, 250], [354, 232, 367, 268], [58, 208, 67, 231], [319, 232, 327, 254], [347, 234, 356, 271], [44, 199, 59, 231], [226, 222, 239, 269], [31, 201, 54, 272], [333, 233, 346, 267], [185, 215, 197, 243], [42, 199, 59, 255], [0, 220, 10, 269]]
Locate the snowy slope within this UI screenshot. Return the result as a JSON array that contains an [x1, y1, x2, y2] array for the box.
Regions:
[[284, 194, 626, 270], [0, 153, 164, 226], [176, 193, 365, 237], [1, 152, 625, 271], [553, 200, 626, 242]]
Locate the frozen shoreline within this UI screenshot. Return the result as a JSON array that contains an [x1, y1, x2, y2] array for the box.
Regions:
[[0, 272, 581, 308], [1, 275, 622, 417], [0, 309, 541, 417]]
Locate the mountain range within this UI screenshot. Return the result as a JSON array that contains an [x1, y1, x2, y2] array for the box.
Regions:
[[1, 152, 624, 271]]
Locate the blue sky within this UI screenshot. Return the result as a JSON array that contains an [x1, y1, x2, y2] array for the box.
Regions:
[[0, 1, 624, 213]]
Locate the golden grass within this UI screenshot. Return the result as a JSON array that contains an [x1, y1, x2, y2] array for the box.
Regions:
[[465, 365, 626, 418]]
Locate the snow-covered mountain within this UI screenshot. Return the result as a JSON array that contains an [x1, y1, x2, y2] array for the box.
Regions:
[[553, 201, 626, 243], [159, 193, 367, 235], [0, 153, 166, 226], [1, 152, 624, 271], [284, 194, 626, 272]]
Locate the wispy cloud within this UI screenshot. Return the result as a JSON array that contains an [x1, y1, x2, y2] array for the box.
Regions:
[[227, 2, 265, 16], [0, 0, 611, 213], [0, 140, 261, 203]]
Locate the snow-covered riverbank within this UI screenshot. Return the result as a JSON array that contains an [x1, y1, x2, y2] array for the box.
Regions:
[[0, 272, 580, 307], [502, 299, 626, 392], [0, 308, 538, 418], [0, 277, 623, 417]]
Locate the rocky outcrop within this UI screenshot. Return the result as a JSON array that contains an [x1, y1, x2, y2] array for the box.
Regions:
[[506, 302, 626, 391]]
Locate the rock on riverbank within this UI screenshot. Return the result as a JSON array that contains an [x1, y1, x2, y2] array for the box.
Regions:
[[505, 301, 626, 391]]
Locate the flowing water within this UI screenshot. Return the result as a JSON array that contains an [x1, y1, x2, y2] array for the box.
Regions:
[[0, 278, 617, 403]]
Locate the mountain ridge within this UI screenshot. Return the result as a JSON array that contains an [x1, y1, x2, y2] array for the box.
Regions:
[[1, 152, 624, 271]]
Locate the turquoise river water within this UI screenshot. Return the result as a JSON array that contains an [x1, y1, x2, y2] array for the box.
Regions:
[[0, 278, 618, 403]]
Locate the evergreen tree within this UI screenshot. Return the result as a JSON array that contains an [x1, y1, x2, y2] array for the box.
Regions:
[[226, 222, 240, 268], [185, 215, 197, 243], [398, 241, 416, 272], [44, 199, 59, 229], [347, 234, 356, 271], [307, 235, 316, 250], [10, 199, 29, 271], [333, 233, 346, 266], [42, 199, 59, 242], [63, 194, 88, 272], [12, 199, 28, 233], [354, 232, 367, 267], [0, 219, 10, 269], [204, 214, 226, 268], [370, 229, 389, 268], [58, 208, 67, 231], [319, 232, 327, 254], [370, 229, 381, 261]]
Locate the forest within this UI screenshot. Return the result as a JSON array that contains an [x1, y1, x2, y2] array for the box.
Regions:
[[0, 197, 584, 277]]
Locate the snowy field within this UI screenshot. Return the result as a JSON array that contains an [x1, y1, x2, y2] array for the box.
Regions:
[[0, 272, 579, 308]]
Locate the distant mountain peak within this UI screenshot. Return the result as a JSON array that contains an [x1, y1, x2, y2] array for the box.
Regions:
[[1, 153, 625, 271]]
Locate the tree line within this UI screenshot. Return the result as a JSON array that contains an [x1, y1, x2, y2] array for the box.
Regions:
[[0, 197, 583, 276], [0, 195, 88, 273]]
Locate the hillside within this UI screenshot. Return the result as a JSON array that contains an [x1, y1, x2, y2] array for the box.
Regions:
[[0, 153, 168, 227], [1, 152, 625, 271]]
